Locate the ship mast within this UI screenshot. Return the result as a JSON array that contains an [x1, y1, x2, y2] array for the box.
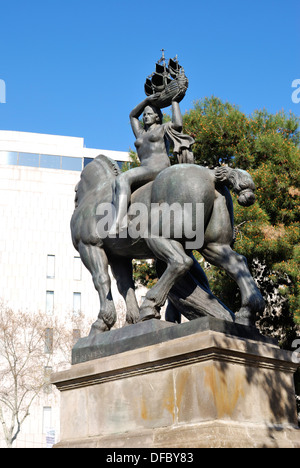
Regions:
[[157, 48, 169, 87], [159, 48, 166, 66]]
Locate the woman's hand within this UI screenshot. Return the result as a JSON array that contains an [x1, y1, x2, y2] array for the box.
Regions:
[[171, 88, 186, 103]]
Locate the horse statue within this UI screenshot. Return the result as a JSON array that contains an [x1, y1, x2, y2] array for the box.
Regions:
[[71, 154, 265, 336]]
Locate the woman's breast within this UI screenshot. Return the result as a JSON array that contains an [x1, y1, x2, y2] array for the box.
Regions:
[[134, 137, 143, 149], [134, 127, 163, 148]]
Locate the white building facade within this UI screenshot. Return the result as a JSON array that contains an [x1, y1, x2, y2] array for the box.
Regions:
[[0, 130, 144, 448]]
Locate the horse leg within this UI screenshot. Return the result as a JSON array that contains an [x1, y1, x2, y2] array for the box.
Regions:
[[200, 243, 265, 326], [139, 238, 193, 321], [109, 257, 140, 325], [156, 255, 235, 322], [78, 241, 117, 335]]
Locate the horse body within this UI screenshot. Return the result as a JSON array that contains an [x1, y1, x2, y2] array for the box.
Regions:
[[71, 155, 264, 335]]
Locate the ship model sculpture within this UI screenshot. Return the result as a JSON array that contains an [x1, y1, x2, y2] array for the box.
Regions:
[[144, 50, 189, 108]]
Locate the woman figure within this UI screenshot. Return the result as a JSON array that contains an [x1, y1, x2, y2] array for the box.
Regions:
[[112, 93, 194, 233]]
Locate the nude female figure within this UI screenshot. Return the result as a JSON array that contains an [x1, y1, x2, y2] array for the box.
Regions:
[[111, 94, 184, 232]]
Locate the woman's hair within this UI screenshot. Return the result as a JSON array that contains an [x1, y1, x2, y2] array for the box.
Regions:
[[153, 105, 163, 124]]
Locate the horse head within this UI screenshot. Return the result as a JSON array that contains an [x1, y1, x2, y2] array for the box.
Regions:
[[215, 166, 256, 207]]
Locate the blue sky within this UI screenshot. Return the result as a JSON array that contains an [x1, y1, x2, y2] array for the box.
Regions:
[[0, 0, 299, 152]]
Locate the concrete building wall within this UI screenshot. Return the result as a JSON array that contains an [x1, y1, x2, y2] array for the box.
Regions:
[[0, 131, 147, 448]]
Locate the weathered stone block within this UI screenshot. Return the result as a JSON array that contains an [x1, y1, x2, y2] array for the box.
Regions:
[[52, 318, 300, 448]]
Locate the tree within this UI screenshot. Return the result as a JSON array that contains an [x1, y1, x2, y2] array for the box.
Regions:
[[121, 148, 140, 172], [182, 97, 300, 338], [0, 301, 87, 448], [124, 97, 300, 337]]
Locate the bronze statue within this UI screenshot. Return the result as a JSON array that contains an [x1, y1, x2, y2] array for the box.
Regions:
[[112, 54, 194, 233], [70, 53, 265, 336]]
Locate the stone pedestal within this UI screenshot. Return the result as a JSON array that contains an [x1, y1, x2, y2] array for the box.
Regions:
[[51, 318, 300, 448]]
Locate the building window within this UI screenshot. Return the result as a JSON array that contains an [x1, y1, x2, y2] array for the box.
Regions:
[[0, 150, 83, 171], [44, 328, 53, 354], [44, 367, 52, 394], [42, 407, 52, 434], [47, 255, 55, 278], [73, 292, 81, 316], [61, 156, 82, 171], [46, 291, 54, 315], [18, 152, 39, 167], [40, 154, 61, 169], [0, 151, 18, 165], [73, 256, 82, 280], [116, 160, 125, 170], [83, 157, 94, 167]]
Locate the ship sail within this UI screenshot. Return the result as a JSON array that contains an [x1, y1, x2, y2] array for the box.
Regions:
[[168, 57, 182, 78]]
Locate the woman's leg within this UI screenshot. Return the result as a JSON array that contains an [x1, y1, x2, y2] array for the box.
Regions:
[[112, 166, 159, 233], [112, 172, 132, 231]]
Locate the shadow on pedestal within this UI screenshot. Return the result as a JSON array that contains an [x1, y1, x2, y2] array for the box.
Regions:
[[52, 317, 300, 448]]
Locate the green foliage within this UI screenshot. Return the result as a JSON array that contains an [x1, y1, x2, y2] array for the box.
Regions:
[[182, 96, 252, 167], [182, 97, 300, 325], [133, 260, 157, 289], [182, 96, 300, 170], [121, 148, 140, 171], [125, 96, 300, 327]]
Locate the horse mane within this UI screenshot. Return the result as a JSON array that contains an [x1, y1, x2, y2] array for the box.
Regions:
[[74, 154, 121, 207], [93, 154, 121, 177]]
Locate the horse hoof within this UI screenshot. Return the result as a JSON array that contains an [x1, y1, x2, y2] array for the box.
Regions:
[[123, 317, 139, 327], [139, 307, 161, 322], [88, 319, 110, 336]]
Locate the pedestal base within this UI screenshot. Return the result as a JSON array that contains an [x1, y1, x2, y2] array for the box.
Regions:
[[52, 318, 300, 448]]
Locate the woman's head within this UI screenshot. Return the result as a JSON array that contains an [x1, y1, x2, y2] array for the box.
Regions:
[[143, 105, 163, 127]]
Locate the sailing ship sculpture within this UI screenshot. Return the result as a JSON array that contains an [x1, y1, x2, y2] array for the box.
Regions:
[[144, 50, 189, 108]]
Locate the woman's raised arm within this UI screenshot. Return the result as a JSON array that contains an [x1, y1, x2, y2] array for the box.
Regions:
[[129, 99, 147, 138], [129, 94, 161, 138], [170, 100, 183, 132]]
